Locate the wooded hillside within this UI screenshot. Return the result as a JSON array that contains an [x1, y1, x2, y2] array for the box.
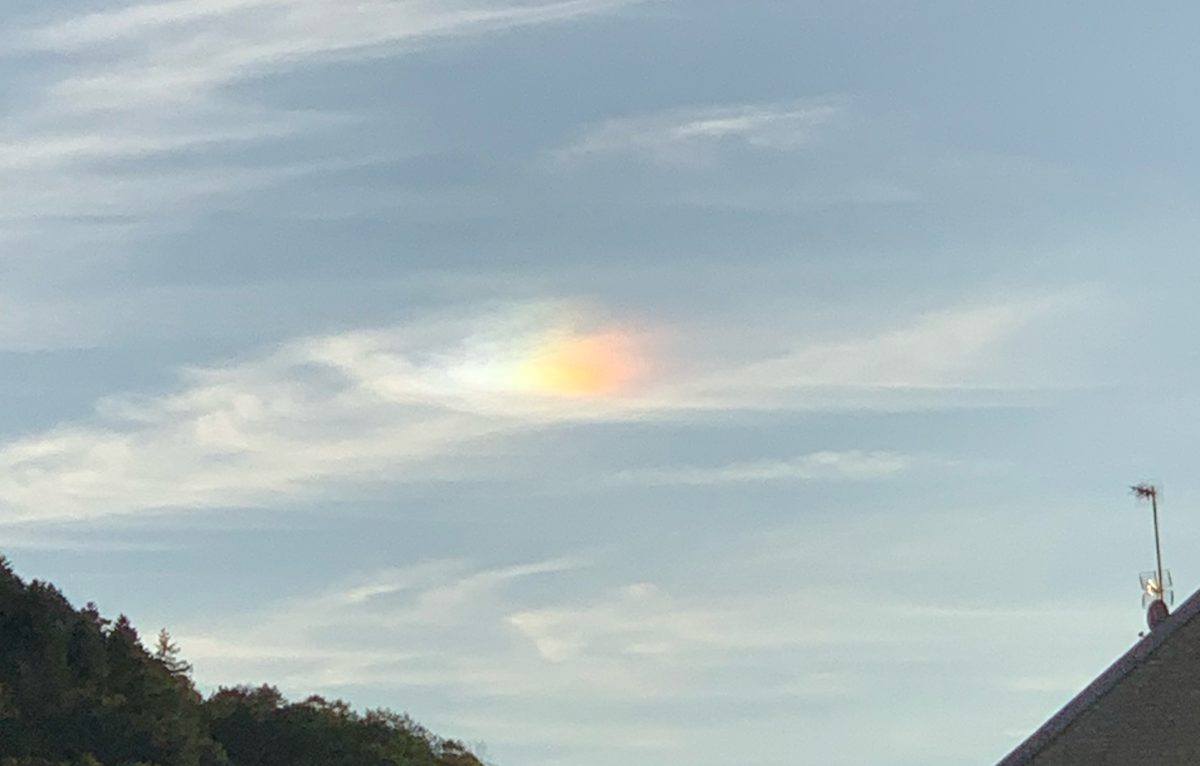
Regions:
[[0, 558, 484, 766]]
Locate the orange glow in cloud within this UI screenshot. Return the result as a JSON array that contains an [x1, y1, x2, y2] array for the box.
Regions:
[[518, 331, 641, 397]]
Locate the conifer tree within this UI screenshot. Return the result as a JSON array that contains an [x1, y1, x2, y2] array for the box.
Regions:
[[154, 628, 194, 678], [0, 559, 484, 766]]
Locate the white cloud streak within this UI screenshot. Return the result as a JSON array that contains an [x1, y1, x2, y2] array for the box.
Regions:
[[0, 292, 1083, 522], [175, 555, 848, 706], [0, 0, 640, 237], [554, 99, 842, 165], [612, 450, 912, 486], [160, 529, 1129, 766], [677, 291, 1086, 411]]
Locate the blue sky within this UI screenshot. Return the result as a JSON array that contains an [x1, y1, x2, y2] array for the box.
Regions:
[[2, 1, 1200, 764]]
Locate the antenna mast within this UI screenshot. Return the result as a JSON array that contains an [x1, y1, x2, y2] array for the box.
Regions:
[[1133, 483, 1171, 626]]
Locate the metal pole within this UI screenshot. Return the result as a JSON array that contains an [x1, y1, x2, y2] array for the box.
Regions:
[[1152, 489, 1164, 602]]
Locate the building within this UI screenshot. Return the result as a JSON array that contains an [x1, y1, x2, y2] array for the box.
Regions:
[[998, 589, 1200, 764]]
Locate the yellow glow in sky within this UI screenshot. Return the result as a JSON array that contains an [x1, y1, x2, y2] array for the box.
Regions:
[[517, 332, 640, 397]]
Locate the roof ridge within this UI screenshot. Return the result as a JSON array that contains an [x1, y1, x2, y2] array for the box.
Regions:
[[997, 587, 1200, 765]]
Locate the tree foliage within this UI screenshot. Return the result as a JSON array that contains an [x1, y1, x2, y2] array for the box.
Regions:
[[153, 630, 193, 680], [0, 559, 484, 766]]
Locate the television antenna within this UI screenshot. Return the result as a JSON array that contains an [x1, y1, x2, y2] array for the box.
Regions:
[[1139, 569, 1173, 608], [1133, 483, 1172, 628]]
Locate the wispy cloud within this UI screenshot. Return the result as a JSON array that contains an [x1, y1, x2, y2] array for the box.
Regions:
[[171, 555, 809, 757], [22, 0, 640, 54], [554, 99, 842, 166], [680, 291, 1089, 411], [0, 524, 179, 552], [0, 291, 1084, 521], [21, 0, 643, 107], [177, 556, 609, 694], [612, 450, 912, 486], [161, 533, 1128, 764], [506, 581, 823, 664], [0, 0, 641, 240], [174, 554, 850, 704]]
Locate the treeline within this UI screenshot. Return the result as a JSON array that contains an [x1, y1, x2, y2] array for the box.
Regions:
[[0, 558, 484, 766]]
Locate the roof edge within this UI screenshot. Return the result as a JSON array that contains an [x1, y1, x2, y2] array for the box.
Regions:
[[997, 587, 1200, 765]]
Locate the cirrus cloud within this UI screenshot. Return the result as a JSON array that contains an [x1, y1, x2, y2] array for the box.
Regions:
[[0, 290, 1087, 522], [554, 99, 843, 166]]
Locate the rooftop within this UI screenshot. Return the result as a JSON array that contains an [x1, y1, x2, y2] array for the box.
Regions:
[[999, 588, 1200, 765]]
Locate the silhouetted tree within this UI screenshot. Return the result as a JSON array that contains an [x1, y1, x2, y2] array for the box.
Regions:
[[0, 558, 483, 766], [153, 628, 194, 679]]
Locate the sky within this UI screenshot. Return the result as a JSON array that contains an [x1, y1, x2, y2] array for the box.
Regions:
[[2, 1, 1200, 764]]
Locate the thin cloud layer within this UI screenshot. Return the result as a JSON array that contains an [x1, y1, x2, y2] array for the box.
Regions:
[[173, 554, 858, 755], [0, 292, 1084, 522], [0, 4, 1181, 766], [165, 521, 1130, 766], [0, 0, 642, 237], [554, 99, 843, 166], [612, 450, 913, 486]]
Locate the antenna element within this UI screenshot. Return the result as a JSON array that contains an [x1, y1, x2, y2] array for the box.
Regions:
[[1133, 483, 1171, 628]]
